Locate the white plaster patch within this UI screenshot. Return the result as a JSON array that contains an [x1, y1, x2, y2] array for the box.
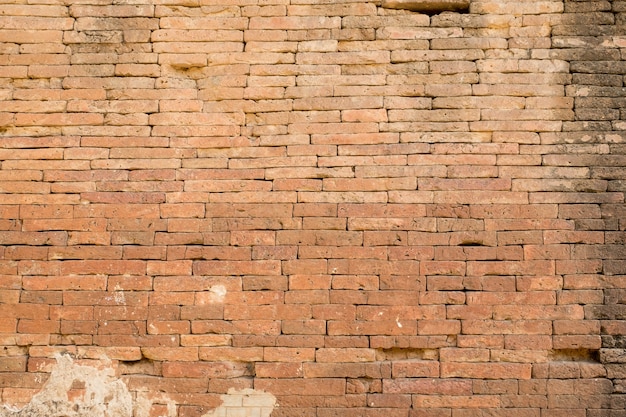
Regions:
[[201, 388, 276, 417], [0, 355, 276, 417], [0, 354, 133, 417], [208, 284, 227, 303], [134, 392, 177, 417]]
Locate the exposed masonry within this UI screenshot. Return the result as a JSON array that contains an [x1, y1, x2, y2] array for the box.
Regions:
[[0, 354, 133, 417], [0, 0, 625, 416], [0, 355, 275, 417]]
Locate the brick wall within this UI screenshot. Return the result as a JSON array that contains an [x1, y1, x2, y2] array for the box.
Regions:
[[0, 0, 624, 416]]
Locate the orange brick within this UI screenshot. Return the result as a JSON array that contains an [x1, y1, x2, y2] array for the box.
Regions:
[[0, 3, 620, 414], [440, 362, 532, 379], [23, 275, 106, 291], [264, 347, 316, 362], [141, 347, 198, 362], [255, 362, 303, 378], [254, 378, 345, 396], [162, 361, 250, 378], [384, 378, 471, 395], [193, 260, 281, 276]]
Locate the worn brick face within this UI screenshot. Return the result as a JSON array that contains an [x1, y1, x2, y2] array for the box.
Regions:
[[0, 0, 624, 415]]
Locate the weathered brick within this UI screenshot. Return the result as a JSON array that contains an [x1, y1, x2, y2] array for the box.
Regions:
[[0, 1, 622, 414], [255, 378, 345, 396], [441, 362, 532, 379]]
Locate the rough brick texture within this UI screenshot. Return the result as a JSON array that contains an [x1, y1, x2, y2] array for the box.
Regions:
[[0, 0, 625, 416]]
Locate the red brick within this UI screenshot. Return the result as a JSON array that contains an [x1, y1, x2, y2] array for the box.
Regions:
[[281, 320, 326, 335], [312, 305, 356, 320], [384, 378, 472, 395], [193, 260, 281, 276], [162, 361, 250, 378], [552, 320, 600, 335], [552, 335, 602, 350], [504, 335, 552, 350], [140, 347, 198, 362], [441, 362, 532, 380], [0, 304, 49, 320], [254, 378, 346, 396], [147, 320, 189, 335], [0, 3, 620, 415], [558, 261, 603, 276], [457, 335, 504, 349], [300, 246, 387, 260], [283, 259, 328, 275], [223, 290, 283, 306], [264, 347, 316, 362], [146, 260, 192, 276], [466, 261, 554, 277], [224, 304, 310, 321], [440, 347, 490, 362], [418, 320, 461, 335], [315, 348, 376, 363], [462, 320, 552, 335], [392, 361, 439, 378], [331, 275, 379, 290], [329, 259, 419, 275], [420, 261, 466, 276], [328, 320, 417, 336], [255, 362, 304, 378], [288, 275, 332, 290], [58, 319, 98, 334], [160, 203, 205, 218]]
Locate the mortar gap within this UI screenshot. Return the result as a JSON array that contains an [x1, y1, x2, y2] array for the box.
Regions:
[[458, 241, 487, 247], [549, 348, 601, 363], [381, 0, 470, 14]]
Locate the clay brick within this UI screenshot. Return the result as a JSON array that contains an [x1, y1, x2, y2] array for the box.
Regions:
[[467, 260, 554, 277], [256, 362, 303, 378], [17, 319, 59, 334], [328, 320, 417, 336], [552, 335, 602, 350], [288, 275, 331, 290], [261, 347, 315, 362], [23, 275, 106, 291], [391, 361, 439, 378], [255, 378, 346, 396], [441, 362, 532, 380], [418, 320, 461, 335], [146, 260, 192, 276], [162, 361, 249, 379], [193, 260, 281, 276], [384, 378, 471, 395], [504, 335, 553, 350], [315, 348, 376, 363], [60, 320, 97, 335], [281, 320, 326, 335], [463, 320, 552, 335], [0, 1, 621, 414]]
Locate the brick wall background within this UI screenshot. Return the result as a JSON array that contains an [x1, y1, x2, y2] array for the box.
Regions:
[[0, 0, 625, 416]]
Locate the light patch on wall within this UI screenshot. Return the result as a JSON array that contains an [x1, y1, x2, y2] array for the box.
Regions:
[[208, 284, 227, 303], [134, 392, 177, 417], [0, 355, 277, 417], [0, 354, 133, 417], [202, 388, 276, 417]]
